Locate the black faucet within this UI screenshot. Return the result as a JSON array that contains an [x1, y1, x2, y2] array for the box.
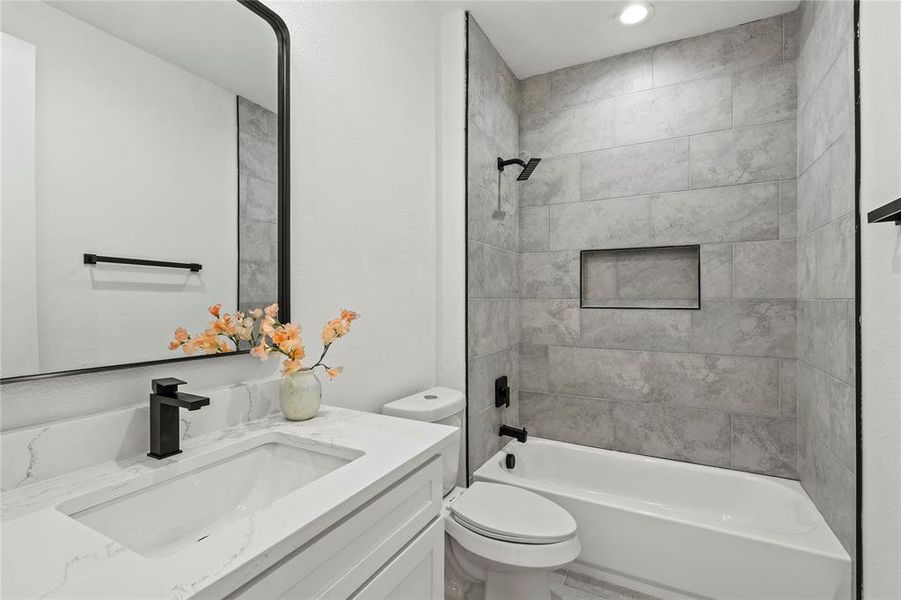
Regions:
[[148, 378, 209, 459], [499, 424, 527, 443]]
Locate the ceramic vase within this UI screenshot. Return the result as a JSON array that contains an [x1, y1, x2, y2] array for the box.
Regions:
[[280, 369, 321, 421]]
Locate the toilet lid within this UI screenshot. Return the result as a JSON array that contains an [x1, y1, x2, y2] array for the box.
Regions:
[[450, 482, 577, 544]]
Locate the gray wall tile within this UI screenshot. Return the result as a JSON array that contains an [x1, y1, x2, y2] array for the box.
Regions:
[[733, 61, 797, 127], [780, 180, 798, 240], [783, 9, 801, 61], [520, 299, 581, 346], [700, 244, 733, 298], [468, 348, 517, 414], [581, 309, 691, 352], [780, 359, 799, 417], [550, 196, 650, 250], [520, 252, 579, 299], [468, 241, 518, 298], [468, 298, 518, 358], [691, 299, 797, 358], [468, 405, 505, 473], [811, 214, 855, 299], [582, 138, 689, 200], [733, 240, 797, 298], [797, 131, 854, 235], [548, 49, 653, 110], [521, 392, 615, 448], [519, 206, 549, 251], [238, 131, 277, 183], [520, 345, 548, 392], [650, 183, 780, 244], [812, 436, 856, 556], [520, 98, 615, 157], [548, 347, 652, 402], [519, 155, 580, 206], [650, 352, 779, 416], [690, 121, 797, 189], [651, 16, 783, 87], [614, 76, 732, 145], [797, 0, 853, 111], [797, 45, 853, 173], [732, 415, 799, 478], [468, 182, 517, 250], [468, 122, 504, 192], [798, 300, 854, 384], [519, 73, 550, 115], [613, 402, 731, 468]]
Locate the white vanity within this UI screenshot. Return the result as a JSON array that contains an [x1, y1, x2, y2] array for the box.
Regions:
[[1, 400, 456, 599]]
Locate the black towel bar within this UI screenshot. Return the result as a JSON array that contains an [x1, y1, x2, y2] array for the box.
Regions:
[[83, 254, 202, 272], [867, 198, 901, 224]]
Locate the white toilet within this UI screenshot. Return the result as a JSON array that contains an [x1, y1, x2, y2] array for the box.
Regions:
[[383, 387, 581, 600]]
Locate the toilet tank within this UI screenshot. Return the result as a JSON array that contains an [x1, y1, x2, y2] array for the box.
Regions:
[[382, 387, 465, 495]]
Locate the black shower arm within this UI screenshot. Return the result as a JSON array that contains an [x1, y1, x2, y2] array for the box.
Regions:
[[497, 157, 527, 172]]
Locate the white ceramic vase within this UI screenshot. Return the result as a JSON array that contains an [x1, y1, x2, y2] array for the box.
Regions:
[[280, 369, 321, 421]]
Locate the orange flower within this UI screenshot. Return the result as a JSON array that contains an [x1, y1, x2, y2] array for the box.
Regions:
[[290, 346, 306, 361], [208, 304, 221, 318], [340, 310, 359, 322], [326, 366, 343, 380], [260, 315, 276, 336], [321, 318, 350, 345], [249, 308, 263, 319], [168, 340, 182, 351], [281, 359, 303, 377], [250, 339, 269, 360], [174, 327, 189, 343], [264, 303, 279, 318]]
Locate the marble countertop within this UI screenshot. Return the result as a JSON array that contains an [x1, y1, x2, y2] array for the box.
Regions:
[[0, 406, 457, 599]]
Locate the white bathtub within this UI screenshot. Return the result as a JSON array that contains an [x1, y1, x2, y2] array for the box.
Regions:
[[473, 437, 851, 600]]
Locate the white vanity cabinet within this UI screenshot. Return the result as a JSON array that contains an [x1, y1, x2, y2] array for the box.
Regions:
[[229, 457, 444, 600]]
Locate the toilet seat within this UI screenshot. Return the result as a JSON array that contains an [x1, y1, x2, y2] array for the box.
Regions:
[[445, 513, 582, 572], [449, 482, 577, 544], [443, 482, 581, 573]]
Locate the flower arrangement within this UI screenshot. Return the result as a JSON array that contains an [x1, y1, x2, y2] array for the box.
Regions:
[[169, 303, 359, 379]]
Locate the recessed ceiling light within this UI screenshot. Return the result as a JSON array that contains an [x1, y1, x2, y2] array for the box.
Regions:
[[618, 2, 654, 26]]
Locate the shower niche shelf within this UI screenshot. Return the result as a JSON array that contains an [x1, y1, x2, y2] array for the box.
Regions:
[[580, 245, 700, 310]]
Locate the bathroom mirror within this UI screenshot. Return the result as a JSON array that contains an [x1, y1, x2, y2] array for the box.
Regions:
[[0, 0, 289, 382]]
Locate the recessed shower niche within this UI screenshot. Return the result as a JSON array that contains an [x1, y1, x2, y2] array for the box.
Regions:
[[580, 245, 700, 309]]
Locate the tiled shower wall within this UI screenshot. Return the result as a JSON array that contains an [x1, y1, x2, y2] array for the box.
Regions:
[[237, 96, 279, 314], [795, 0, 857, 580], [515, 14, 801, 478], [466, 19, 521, 476]]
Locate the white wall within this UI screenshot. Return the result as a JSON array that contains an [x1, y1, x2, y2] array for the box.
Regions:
[[1, 1, 447, 428], [0, 33, 40, 377], [273, 0, 440, 412], [860, 1, 901, 597], [1, 1, 238, 376], [435, 10, 467, 392]]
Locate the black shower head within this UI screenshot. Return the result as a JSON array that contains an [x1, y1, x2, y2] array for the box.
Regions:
[[517, 158, 541, 181], [497, 156, 542, 181]]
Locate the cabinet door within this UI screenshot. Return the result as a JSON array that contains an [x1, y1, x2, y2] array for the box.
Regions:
[[351, 519, 444, 600], [229, 458, 442, 600]]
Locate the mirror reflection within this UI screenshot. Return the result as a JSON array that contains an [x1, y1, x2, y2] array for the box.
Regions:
[[0, 0, 280, 379]]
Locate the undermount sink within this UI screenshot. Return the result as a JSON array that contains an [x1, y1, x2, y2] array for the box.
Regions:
[[57, 433, 362, 558]]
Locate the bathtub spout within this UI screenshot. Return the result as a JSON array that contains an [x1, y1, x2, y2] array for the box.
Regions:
[[499, 424, 527, 443]]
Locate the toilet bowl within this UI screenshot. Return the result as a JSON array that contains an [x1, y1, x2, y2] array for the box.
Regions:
[[382, 388, 581, 600], [443, 483, 581, 600]]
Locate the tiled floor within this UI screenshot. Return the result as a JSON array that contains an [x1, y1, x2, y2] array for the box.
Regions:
[[550, 569, 662, 600]]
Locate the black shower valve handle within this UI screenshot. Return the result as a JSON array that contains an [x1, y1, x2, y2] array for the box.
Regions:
[[495, 375, 510, 408]]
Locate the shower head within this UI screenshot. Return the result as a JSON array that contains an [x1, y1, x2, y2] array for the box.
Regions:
[[497, 156, 542, 181]]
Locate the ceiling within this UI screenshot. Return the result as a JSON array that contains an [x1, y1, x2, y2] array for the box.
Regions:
[[47, 0, 278, 111], [454, 0, 799, 79]]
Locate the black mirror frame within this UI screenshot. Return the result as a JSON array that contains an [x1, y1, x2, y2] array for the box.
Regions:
[[1, 0, 290, 385]]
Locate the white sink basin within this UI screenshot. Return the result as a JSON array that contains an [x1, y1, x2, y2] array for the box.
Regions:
[[57, 433, 362, 558]]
